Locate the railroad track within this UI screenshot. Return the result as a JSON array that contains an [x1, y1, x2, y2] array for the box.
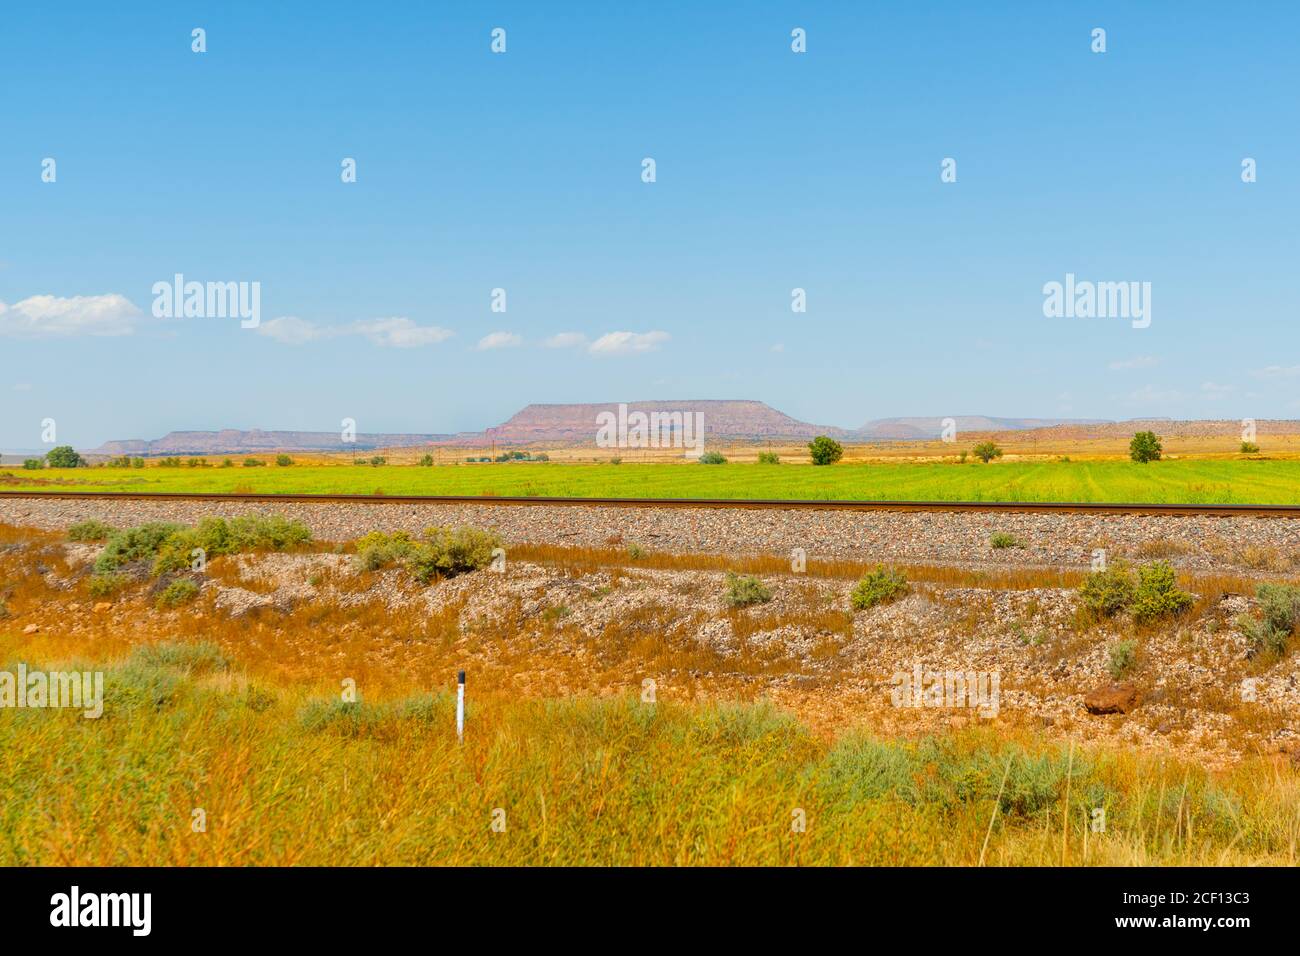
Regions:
[[1, 490, 1298, 517]]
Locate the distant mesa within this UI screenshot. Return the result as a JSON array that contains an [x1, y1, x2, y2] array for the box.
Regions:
[[850, 416, 1111, 440], [90, 428, 451, 457], [85, 403, 1274, 457]]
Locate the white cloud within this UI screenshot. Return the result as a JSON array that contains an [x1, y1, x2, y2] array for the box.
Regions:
[[1201, 381, 1235, 398], [352, 317, 453, 348], [0, 294, 141, 338], [12, 383, 32, 392], [770, 343, 785, 353], [588, 330, 670, 356], [543, 332, 587, 349], [256, 316, 328, 345], [1108, 355, 1158, 371], [477, 331, 523, 350], [257, 315, 453, 348], [1251, 364, 1300, 379]]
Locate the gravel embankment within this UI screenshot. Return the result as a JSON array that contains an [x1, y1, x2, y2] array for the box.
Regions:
[[3, 496, 1299, 572]]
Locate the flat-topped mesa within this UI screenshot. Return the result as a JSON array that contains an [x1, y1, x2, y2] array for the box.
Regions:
[[480, 400, 845, 443]]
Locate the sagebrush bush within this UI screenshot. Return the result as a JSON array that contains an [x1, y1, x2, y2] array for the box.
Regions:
[[1255, 582, 1300, 635], [723, 573, 772, 608], [1107, 639, 1138, 680], [1130, 561, 1193, 623], [406, 526, 502, 583], [95, 522, 184, 573], [989, 532, 1019, 549], [67, 519, 115, 542], [155, 578, 201, 609], [757, 452, 779, 464], [353, 530, 417, 571], [151, 515, 312, 575], [87, 573, 130, 599], [850, 566, 909, 610], [698, 451, 727, 465], [1077, 563, 1137, 617], [1238, 583, 1300, 656]]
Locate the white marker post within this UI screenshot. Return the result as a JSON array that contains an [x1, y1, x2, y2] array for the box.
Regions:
[[456, 670, 466, 743]]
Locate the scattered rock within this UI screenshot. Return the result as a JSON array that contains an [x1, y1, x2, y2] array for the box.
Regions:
[[21, 623, 39, 634], [93, 602, 112, 613]]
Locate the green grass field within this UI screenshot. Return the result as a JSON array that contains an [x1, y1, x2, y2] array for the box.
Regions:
[[5, 458, 1300, 504]]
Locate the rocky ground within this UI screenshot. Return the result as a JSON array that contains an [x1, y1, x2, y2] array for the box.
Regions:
[[5, 518, 1298, 770], [2, 496, 1300, 573]]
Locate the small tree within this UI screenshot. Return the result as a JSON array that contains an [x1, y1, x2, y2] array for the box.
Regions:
[[275, 454, 293, 467], [808, 435, 843, 466], [972, 441, 1003, 464], [45, 445, 84, 468], [1129, 431, 1162, 463], [418, 454, 434, 466], [1240, 441, 1260, 454]]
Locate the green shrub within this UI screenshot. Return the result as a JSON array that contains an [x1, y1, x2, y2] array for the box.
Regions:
[[353, 530, 417, 571], [972, 441, 1003, 464], [155, 578, 201, 609], [626, 543, 646, 560], [370, 456, 387, 466], [87, 573, 130, 599], [95, 522, 184, 573], [1240, 441, 1260, 454], [1238, 583, 1300, 656], [131, 458, 145, 468], [1077, 563, 1137, 617], [406, 526, 502, 583], [808, 436, 843, 466], [1107, 638, 1138, 680], [243, 458, 266, 467], [1129, 431, 1162, 463], [418, 454, 434, 466], [850, 566, 909, 610], [226, 514, 312, 551], [1254, 582, 1300, 634], [608, 456, 622, 465], [1130, 561, 1193, 623], [45, 445, 84, 468], [22, 459, 42, 470], [67, 519, 115, 542], [989, 532, 1020, 549], [723, 573, 772, 608], [275, 454, 293, 467], [220, 459, 234, 468], [757, 452, 780, 464], [698, 451, 727, 465]]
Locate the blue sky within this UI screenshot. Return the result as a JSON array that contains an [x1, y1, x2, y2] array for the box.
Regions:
[[2, 1, 1297, 449]]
